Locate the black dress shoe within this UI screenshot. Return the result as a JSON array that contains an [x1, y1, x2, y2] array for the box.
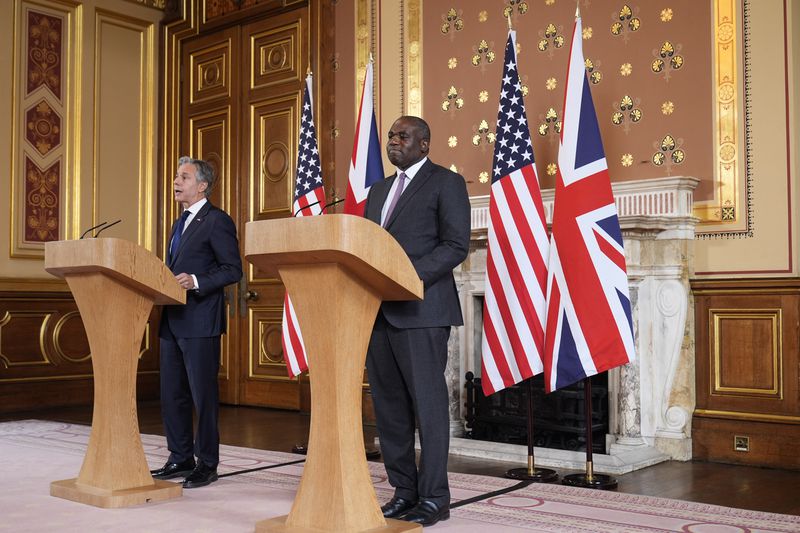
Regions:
[[401, 500, 450, 526], [150, 458, 196, 480], [381, 496, 418, 518], [182, 462, 218, 489]]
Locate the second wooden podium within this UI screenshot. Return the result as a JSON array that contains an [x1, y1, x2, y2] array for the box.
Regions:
[[245, 214, 423, 533], [45, 238, 186, 508]]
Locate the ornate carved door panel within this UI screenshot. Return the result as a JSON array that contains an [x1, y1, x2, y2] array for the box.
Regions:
[[179, 6, 310, 409], [238, 9, 310, 409]]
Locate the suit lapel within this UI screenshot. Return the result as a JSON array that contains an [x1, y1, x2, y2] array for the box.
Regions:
[[170, 201, 212, 266], [368, 176, 394, 224], [384, 160, 433, 229]]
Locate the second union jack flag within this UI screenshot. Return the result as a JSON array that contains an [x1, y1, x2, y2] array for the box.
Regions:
[[543, 15, 635, 392]]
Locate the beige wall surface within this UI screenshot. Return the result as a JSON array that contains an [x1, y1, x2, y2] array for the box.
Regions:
[[0, 0, 162, 281]]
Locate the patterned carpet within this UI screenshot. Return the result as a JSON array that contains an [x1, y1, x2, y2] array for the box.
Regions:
[[1, 420, 799, 532]]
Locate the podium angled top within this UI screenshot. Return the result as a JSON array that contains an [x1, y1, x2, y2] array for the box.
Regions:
[[45, 238, 185, 305], [245, 214, 423, 301]]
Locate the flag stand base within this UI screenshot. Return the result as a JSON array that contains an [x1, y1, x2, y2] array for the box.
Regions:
[[561, 472, 618, 490], [505, 467, 558, 482]]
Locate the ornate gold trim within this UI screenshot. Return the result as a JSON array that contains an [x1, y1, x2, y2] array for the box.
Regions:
[[52, 310, 90, 363], [122, 0, 166, 11], [247, 306, 297, 382], [694, 0, 739, 226], [161, 1, 198, 260], [710, 308, 782, 398], [355, 0, 370, 108], [0, 310, 53, 367], [695, 408, 800, 425], [405, 0, 422, 116]]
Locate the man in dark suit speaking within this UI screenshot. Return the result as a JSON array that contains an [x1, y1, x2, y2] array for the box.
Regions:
[[364, 116, 471, 526], [150, 157, 242, 488]]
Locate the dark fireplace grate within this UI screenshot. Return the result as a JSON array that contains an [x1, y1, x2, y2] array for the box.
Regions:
[[464, 372, 608, 453]]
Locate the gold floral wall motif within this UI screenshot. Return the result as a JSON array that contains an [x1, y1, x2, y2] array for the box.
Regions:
[[420, 1, 719, 228], [24, 158, 59, 242], [26, 11, 62, 98]]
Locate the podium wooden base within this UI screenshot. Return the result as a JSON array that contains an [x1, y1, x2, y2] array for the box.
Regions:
[[50, 478, 182, 508], [255, 515, 422, 533]]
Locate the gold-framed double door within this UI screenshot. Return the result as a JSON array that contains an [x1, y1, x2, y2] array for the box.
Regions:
[[179, 7, 317, 409]]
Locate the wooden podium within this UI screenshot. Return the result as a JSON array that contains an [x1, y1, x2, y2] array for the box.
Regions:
[[44, 238, 186, 508], [245, 215, 423, 533]]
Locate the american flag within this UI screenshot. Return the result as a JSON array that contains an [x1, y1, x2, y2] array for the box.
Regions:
[[543, 15, 635, 392], [344, 60, 384, 216], [480, 30, 550, 396], [281, 73, 325, 377]]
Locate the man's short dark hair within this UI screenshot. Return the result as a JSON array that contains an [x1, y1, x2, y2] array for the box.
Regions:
[[178, 156, 215, 197], [399, 116, 431, 142]]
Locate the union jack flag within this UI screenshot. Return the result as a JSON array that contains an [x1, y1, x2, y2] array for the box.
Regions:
[[480, 30, 549, 396], [344, 60, 384, 216], [282, 73, 325, 377], [543, 15, 635, 392]]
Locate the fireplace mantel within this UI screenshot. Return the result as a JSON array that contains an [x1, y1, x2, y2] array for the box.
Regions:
[[443, 176, 699, 474]]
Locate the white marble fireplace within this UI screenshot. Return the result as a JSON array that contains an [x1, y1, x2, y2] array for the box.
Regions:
[[443, 176, 699, 474]]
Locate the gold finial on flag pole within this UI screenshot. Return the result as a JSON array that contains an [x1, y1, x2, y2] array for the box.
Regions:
[[306, 66, 312, 76], [576, 0, 581, 18], [369, 52, 374, 63], [507, 12, 513, 30]]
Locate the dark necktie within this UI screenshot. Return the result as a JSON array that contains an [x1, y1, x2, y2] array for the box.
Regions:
[[382, 172, 407, 228], [169, 210, 191, 260]]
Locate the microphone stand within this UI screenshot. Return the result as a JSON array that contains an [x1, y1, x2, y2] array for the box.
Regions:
[[80, 221, 108, 239], [94, 219, 121, 237]]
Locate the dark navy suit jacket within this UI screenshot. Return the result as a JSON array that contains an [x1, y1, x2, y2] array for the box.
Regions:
[[364, 159, 471, 328], [160, 201, 242, 339]]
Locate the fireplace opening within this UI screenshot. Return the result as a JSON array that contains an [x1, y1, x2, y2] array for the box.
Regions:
[[467, 295, 610, 453], [464, 372, 608, 453]]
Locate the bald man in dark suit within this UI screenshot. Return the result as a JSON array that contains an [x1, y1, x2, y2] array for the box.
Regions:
[[150, 157, 242, 489], [364, 116, 471, 526]]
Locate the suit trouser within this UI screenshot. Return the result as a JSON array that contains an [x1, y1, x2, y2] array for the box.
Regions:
[[159, 325, 221, 467], [366, 312, 451, 508]]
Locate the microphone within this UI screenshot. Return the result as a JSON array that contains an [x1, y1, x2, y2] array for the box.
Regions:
[[293, 197, 345, 217], [321, 197, 345, 212], [93, 219, 121, 237], [293, 199, 322, 217], [81, 221, 108, 239]]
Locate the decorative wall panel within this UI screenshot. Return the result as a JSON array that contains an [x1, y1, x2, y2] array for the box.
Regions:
[[693, 280, 800, 468], [189, 108, 231, 212], [250, 95, 300, 219], [190, 40, 232, 105], [247, 306, 293, 378], [711, 310, 781, 398], [11, 3, 76, 257], [0, 293, 159, 413], [250, 21, 302, 90]]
